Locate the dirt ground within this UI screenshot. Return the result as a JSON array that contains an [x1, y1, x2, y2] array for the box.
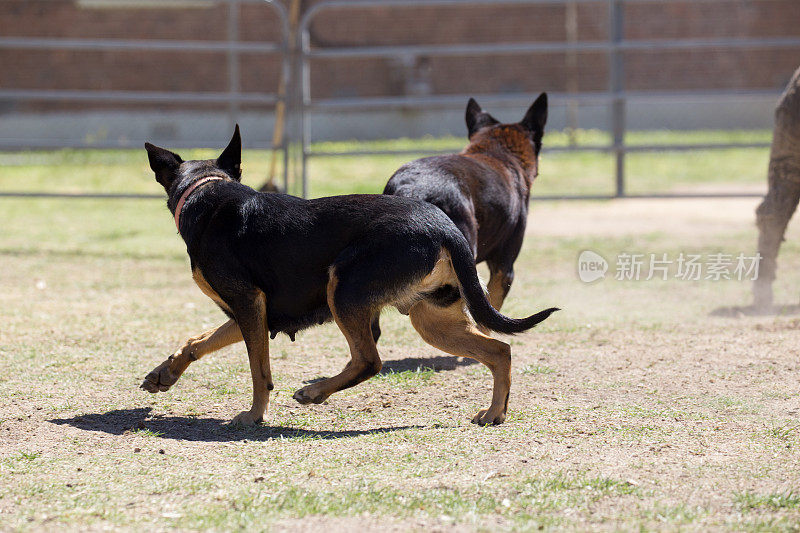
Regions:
[[2, 196, 800, 531]]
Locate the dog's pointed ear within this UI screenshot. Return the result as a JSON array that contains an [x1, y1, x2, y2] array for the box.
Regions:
[[145, 142, 183, 190], [521, 92, 548, 135], [465, 98, 499, 138], [216, 124, 242, 180]]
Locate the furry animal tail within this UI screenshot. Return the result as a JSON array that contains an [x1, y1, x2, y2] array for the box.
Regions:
[[442, 232, 559, 334]]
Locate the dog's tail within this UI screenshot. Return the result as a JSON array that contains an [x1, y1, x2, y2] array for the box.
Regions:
[[442, 232, 559, 334]]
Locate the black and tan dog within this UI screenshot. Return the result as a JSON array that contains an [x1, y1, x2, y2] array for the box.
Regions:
[[384, 93, 548, 314], [140, 127, 558, 426]]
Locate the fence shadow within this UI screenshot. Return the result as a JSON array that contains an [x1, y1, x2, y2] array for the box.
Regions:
[[49, 408, 420, 442]]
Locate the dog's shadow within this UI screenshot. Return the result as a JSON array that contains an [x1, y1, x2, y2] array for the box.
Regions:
[[381, 355, 476, 373], [53, 356, 472, 441], [709, 304, 800, 317], [302, 355, 477, 385], [49, 408, 420, 442]]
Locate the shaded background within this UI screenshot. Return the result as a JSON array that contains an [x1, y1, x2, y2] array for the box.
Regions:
[[1, 0, 799, 196]]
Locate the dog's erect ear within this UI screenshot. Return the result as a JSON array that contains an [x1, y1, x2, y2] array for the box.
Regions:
[[216, 124, 242, 180], [145, 142, 183, 190], [465, 98, 500, 138], [521, 92, 548, 135]]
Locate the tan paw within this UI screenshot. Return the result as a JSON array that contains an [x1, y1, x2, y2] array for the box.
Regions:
[[292, 386, 327, 405], [140, 357, 180, 393], [229, 411, 263, 427], [471, 409, 506, 426]]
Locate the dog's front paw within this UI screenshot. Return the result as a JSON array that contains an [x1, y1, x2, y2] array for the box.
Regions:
[[140, 357, 180, 393], [471, 409, 506, 426], [229, 411, 263, 427], [292, 386, 327, 405]]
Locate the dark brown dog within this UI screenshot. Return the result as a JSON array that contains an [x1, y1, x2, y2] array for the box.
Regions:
[[384, 94, 547, 316]]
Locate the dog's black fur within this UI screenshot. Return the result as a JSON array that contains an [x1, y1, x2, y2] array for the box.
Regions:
[[384, 94, 548, 316], [141, 126, 558, 426]]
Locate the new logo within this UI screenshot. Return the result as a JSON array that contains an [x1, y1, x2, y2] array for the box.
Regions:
[[577, 250, 608, 283]]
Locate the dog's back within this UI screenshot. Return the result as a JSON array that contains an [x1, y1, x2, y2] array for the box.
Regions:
[[385, 153, 525, 261], [385, 93, 546, 263], [384, 94, 548, 311]]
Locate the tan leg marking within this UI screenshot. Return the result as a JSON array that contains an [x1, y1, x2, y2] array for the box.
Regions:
[[293, 273, 382, 405], [231, 291, 273, 426], [141, 319, 242, 393], [408, 298, 512, 425], [193, 268, 233, 314], [487, 269, 512, 311]]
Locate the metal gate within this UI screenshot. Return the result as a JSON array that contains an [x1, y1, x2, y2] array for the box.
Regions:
[[296, 0, 800, 199]]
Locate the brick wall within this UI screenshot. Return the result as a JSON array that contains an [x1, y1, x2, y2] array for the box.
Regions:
[[304, 0, 800, 98], [1, 0, 799, 112]]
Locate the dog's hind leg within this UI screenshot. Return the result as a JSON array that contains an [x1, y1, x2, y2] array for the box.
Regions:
[[141, 319, 242, 393], [486, 264, 514, 311], [409, 298, 511, 425], [485, 219, 525, 311], [293, 273, 382, 405], [370, 312, 382, 343], [229, 291, 273, 426]]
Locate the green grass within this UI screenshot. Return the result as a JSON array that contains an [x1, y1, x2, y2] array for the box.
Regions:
[[735, 491, 800, 512], [130, 428, 165, 438], [375, 367, 436, 386], [182, 473, 639, 529], [519, 364, 555, 375], [0, 129, 770, 198], [766, 423, 800, 441], [14, 451, 42, 461], [304, 129, 771, 197]]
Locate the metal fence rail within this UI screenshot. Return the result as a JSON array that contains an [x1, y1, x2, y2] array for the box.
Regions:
[[297, 0, 800, 199]]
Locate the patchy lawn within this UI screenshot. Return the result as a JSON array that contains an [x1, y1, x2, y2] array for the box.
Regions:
[[2, 139, 800, 531]]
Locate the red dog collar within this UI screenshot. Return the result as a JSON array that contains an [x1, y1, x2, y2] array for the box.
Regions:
[[174, 176, 226, 232]]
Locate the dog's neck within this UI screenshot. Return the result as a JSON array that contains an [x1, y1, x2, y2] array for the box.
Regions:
[[463, 138, 538, 187], [173, 176, 227, 233]]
